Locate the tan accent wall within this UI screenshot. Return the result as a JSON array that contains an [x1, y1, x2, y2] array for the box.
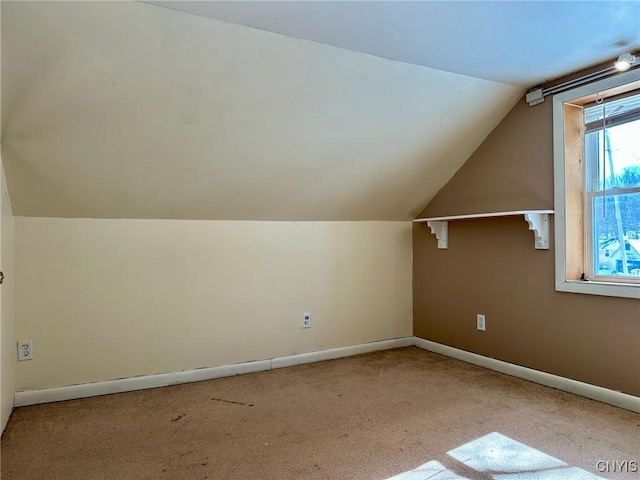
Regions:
[[417, 99, 554, 218], [413, 96, 640, 397]]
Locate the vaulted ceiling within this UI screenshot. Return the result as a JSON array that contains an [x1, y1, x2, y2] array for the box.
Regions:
[[1, 1, 637, 220]]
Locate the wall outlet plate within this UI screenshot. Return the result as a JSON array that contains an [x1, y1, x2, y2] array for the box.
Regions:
[[477, 314, 486, 332], [302, 313, 311, 329], [18, 340, 33, 361]]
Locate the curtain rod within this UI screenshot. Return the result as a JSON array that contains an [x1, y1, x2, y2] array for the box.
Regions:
[[525, 53, 639, 107]]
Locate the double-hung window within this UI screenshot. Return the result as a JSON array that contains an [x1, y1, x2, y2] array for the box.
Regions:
[[553, 69, 640, 299], [584, 95, 640, 280]]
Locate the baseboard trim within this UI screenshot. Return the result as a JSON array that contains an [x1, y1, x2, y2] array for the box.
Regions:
[[14, 337, 413, 407], [271, 337, 413, 369], [18, 337, 635, 412], [413, 337, 640, 413]]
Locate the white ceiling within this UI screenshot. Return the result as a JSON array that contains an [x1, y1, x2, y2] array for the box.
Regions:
[[147, 1, 640, 87], [2, 1, 636, 221]]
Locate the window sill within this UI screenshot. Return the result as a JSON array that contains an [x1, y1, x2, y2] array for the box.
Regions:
[[556, 279, 640, 299]]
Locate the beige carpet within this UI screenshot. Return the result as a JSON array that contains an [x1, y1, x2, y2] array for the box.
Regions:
[[1, 347, 638, 479]]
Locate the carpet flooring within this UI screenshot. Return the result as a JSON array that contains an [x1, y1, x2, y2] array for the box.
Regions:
[[1, 347, 638, 479]]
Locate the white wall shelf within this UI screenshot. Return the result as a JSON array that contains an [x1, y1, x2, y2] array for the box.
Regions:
[[414, 210, 554, 250]]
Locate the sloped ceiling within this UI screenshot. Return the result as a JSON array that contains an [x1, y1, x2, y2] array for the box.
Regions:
[[2, 1, 522, 220], [2, 2, 522, 220]]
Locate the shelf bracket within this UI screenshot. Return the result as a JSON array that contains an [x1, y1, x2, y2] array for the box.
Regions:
[[523, 213, 550, 249], [427, 220, 448, 249]]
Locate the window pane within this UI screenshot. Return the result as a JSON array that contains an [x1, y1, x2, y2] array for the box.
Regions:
[[592, 192, 640, 276], [608, 120, 640, 188], [584, 119, 640, 192]]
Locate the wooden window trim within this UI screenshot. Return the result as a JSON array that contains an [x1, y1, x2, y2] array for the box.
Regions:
[[552, 69, 640, 299]]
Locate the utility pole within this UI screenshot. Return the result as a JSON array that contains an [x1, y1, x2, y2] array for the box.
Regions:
[[604, 130, 629, 274]]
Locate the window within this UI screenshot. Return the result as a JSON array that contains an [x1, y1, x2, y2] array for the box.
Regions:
[[553, 69, 640, 299], [584, 97, 640, 280]]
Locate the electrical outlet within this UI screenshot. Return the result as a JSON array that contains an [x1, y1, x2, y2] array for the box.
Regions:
[[302, 313, 311, 329], [18, 340, 33, 361], [476, 314, 486, 332]]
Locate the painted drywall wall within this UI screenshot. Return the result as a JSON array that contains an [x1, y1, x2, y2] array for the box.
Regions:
[[1, 157, 15, 433], [14, 219, 412, 391], [413, 97, 640, 397], [417, 97, 553, 218]]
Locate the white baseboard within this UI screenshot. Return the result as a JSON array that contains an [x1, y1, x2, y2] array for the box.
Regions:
[[413, 337, 640, 413], [271, 337, 413, 369], [14, 337, 413, 407], [16, 336, 637, 413]]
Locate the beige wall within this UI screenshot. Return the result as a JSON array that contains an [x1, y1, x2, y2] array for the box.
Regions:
[[413, 97, 640, 396], [1, 158, 16, 433], [14, 219, 412, 391]]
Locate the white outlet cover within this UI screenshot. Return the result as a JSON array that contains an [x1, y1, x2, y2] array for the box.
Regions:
[[18, 340, 33, 361], [302, 313, 311, 328], [477, 314, 486, 332]]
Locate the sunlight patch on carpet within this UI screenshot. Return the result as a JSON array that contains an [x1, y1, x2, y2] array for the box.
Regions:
[[386, 460, 467, 480], [386, 432, 605, 480]]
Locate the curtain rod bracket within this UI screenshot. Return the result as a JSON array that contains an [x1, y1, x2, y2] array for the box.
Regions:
[[526, 87, 545, 106]]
